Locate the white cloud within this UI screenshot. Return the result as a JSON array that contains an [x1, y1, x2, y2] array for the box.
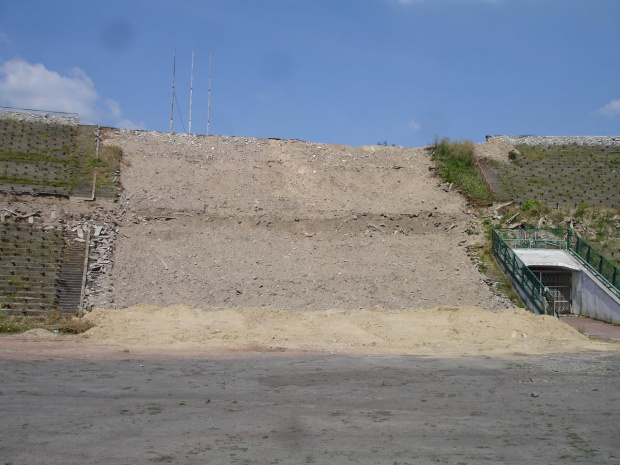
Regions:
[[104, 98, 123, 119], [0, 58, 144, 129], [104, 98, 145, 129], [409, 120, 422, 131], [0, 59, 99, 119], [598, 99, 620, 118], [116, 118, 145, 130]]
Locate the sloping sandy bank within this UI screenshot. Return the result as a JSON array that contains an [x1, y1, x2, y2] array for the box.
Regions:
[[81, 304, 614, 357]]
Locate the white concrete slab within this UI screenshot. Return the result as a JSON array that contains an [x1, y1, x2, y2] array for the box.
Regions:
[[513, 249, 583, 271]]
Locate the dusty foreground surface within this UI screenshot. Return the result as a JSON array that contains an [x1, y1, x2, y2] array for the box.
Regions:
[[1, 343, 619, 464], [2, 306, 619, 464]]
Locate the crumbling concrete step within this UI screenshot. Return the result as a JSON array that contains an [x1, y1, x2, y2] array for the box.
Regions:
[[0, 258, 59, 265], [1, 293, 57, 301], [0, 270, 58, 279], [0, 303, 51, 313], [0, 184, 70, 196]]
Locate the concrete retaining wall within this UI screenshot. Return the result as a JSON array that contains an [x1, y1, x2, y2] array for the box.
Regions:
[[572, 267, 620, 325], [486, 135, 620, 147], [510, 275, 546, 316], [0, 108, 79, 126]]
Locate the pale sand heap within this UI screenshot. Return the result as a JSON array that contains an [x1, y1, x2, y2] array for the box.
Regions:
[[81, 304, 613, 357], [22, 328, 60, 339]]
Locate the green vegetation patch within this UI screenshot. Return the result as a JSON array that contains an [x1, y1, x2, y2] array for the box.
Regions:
[[0, 150, 80, 165], [0, 175, 74, 188], [488, 144, 620, 208], [0, 311, 94, 334], [0, 120, 120, 197], [431, 138, 493, 206]]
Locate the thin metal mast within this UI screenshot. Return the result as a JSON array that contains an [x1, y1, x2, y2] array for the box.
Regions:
[[170, 49, 176, 133], [188, 50, 194, 134], [207, 52, 212, 136]]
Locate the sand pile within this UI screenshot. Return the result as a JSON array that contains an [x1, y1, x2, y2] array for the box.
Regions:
[[22, 328, 60, 339], [81, 304, 609, 356]]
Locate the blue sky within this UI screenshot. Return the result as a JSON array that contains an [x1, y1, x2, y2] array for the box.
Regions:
[[0, 0, 619, 146]]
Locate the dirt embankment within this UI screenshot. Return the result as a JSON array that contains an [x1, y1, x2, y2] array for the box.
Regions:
[[99, 130, 506, 312], [474, 138, 518, 164]]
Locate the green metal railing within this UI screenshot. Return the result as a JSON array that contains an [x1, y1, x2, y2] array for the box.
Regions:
[[493, 228, 620, 303], [566, 230, 620, 299], [494, 227, 568, 251], [492, 229, 556, 316]]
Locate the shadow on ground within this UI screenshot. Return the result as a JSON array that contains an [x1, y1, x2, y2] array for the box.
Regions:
[[1, 351, 619, 464]]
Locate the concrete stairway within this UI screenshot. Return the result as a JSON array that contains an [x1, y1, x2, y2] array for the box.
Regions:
[[56, 231, 87, 312]]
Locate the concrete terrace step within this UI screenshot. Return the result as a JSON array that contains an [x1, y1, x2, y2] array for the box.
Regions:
[[0, 297, 53, 306], [0, 256, 61, 263], [0, 266, 60, 273], [0, 185, 70, 196], [0, 294, 55, 303], [0, 278, 58, 287], [0, 280, 58, 288], [1, 305, 53, 313], [0, 265, 60, 274], [0, 232, 61, 238], [0, 230, 61, 238], [0, 247, 60, 254]]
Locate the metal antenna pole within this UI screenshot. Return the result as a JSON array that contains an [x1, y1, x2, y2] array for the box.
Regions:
[[207, 51, 212, 136], [188, 50, 194, 134], [170, 49, 176, 133]]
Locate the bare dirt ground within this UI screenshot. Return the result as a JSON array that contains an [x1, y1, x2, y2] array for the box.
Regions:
[[474, 138, 518, 164], [99, 130, 505, 312]]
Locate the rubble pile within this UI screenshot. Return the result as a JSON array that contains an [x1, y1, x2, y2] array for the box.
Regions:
[[63, 211, 121, 310]]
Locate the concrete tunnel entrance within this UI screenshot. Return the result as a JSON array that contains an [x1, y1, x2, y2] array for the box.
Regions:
[[530, 268, 573, 314], [513, 248, 620, 324], [512, 249, 583, 316], [494, 229, 620, 323]]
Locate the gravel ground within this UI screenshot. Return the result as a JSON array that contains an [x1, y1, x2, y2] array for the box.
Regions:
[[0, 343, 619, 465]]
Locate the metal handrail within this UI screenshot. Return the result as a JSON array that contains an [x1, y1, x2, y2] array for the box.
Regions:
[[0, 106, 79, 117], [566, 230, 620, 299], [493, 227, 620, 301], [492, 229, 556, 316]]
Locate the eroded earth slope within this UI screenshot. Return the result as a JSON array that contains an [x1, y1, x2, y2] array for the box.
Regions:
[[99, 130, 504, 311]]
